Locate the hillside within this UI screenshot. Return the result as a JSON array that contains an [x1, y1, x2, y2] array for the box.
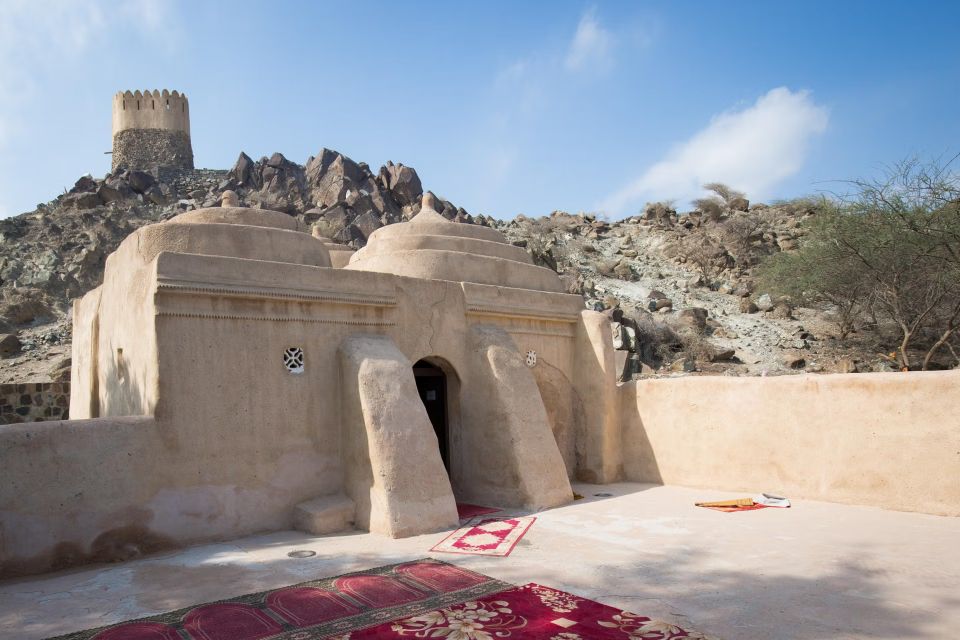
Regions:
[[0, 148, 891, 383]]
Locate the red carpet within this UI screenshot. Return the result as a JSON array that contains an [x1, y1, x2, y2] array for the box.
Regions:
[[347, 582, 716, 639], [430, 517, 535, 557], [47, 560, 714, 640], [455, 502, 501, 520], [47, 560, 509, 640]]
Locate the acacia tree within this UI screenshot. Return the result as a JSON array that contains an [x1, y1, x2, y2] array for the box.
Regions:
[[758, 157, 960, 370]]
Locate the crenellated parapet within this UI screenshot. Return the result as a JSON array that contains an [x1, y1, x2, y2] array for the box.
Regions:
[[111, 89, 193, 172], [112, 90, 190, 135]]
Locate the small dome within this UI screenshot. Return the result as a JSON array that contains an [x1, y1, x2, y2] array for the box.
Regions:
[[172, 193, 307, 232], [346, 193, 563, 292], [137, 197, 330, 267]]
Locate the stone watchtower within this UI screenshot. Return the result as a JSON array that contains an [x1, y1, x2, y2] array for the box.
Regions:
[[111, 90, 193, 172]]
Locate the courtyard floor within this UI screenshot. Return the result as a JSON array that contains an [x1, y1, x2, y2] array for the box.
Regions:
[[1, 483, 958, 639]]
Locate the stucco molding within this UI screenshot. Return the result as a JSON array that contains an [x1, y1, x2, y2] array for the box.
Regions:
[[155, 310, 396, 326], [155, 281, 397, 308], [465, 306, 579, 323]]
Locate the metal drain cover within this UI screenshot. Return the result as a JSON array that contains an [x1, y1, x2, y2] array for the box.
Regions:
[[287, 549, 316, 558]]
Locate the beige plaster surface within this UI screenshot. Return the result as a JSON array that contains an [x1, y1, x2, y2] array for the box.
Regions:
[[2, 483, 958, 640], [622, 370, 960, 516], [112, 90, 189, 135], [347, 204, 564, 292], [2, 197, 587, 576], [338, 334, 460, 536]]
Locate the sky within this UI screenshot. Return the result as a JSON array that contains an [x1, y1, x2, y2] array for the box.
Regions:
[[0, 0, 958, 220]]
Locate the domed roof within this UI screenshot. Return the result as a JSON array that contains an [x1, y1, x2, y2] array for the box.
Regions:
[[172, 191, 308, 232], [130, 191, 331, 267], [346, 193, 564, 292]]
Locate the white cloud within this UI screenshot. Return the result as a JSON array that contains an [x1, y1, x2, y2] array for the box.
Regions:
[[600, 87, 830, 216], [565, 8, 614, 72]]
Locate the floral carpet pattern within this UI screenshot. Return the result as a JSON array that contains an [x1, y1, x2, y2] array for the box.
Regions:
[[45, 561, 715, 640], [343, 583, 717, 639], [430, 517, 536, 557]]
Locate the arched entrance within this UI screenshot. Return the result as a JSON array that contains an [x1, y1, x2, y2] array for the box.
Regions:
[[413, 359, 451, 472]]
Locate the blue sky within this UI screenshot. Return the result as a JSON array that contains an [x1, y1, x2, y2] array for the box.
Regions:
[[1, 0, 958, 219]]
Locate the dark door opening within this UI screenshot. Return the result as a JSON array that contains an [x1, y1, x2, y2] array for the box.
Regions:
[[413, 359, 449, 472]]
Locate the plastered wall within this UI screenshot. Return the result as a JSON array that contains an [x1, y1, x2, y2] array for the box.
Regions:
[[621, 370, 960, 516], [112, 90, 190, 135]]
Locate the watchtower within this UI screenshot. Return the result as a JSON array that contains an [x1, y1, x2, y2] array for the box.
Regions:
[[111, 90, 193, 172]]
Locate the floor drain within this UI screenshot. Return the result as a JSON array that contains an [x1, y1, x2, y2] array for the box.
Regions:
[[593, 492, 614, 497], [287, 550, 316, 558]]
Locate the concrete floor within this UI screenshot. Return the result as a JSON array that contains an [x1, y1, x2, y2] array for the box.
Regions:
[[1, 483, 958, 640]]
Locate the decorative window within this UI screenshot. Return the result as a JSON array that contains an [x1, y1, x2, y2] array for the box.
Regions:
[[525, 350, 537, 367], [283, 347, 304, 374]]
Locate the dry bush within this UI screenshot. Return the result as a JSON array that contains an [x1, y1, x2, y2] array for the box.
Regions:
[[703, 182, 746, 204], [721, 211, 766, 269]]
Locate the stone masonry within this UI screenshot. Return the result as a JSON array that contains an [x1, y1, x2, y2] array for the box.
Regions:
[[112, 129, 193, 172], [0, 382, 70, 424]]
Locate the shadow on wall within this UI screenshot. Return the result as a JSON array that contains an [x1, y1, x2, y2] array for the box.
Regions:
[[100, 348, 145, 418], [623, 412, 663, 485], [530, 359, 577, 478]]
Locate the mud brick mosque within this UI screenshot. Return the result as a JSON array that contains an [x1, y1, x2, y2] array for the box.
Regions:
[[0, 90, 956, 579]]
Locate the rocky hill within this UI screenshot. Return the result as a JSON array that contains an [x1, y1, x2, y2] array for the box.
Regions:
[[0, 148, 891, 383]]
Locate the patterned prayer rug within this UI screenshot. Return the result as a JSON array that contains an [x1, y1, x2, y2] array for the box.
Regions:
[[430, 516, 536, 557], [455, 503, 501, 521], [46, 559, 511, 640], [335, 582, 717, 639]]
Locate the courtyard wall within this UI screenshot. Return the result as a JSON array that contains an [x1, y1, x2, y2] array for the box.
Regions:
[[621, 369, 960, 516], [0, 383, 70, 424]]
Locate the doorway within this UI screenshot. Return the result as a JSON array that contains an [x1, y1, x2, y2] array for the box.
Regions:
[[413, 359, 449, 472]]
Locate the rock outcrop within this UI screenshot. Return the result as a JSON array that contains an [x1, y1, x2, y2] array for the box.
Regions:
[[0, 148, 889, 383]]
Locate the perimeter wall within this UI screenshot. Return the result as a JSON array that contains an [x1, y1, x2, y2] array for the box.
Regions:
[[621, 369, 960, 516]]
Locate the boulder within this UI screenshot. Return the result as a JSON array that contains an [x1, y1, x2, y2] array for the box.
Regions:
[[229, 152, 259, 188], [677, 307, 709, 332], [728, 196, 750, 212], [771, 302, 794, 319], [96, 184, 124, 204], [783, 351, 806, 369], [669, 357, 697, 373], [144, 185, 168, 205], [709, 347, 736, 362], [613, 260, 635, 280], [70, 175, 97, 194], [739, 298, 759, 314], [379, 161, 423, 207], [352, 211, 383, 240], [649, 298, 673, 311], [755, 293, 774, 311], [833, 358, 859, 374], [63, 192, 102, 210], [0, 333, 22, 358], [126, 170, 156, 194]]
